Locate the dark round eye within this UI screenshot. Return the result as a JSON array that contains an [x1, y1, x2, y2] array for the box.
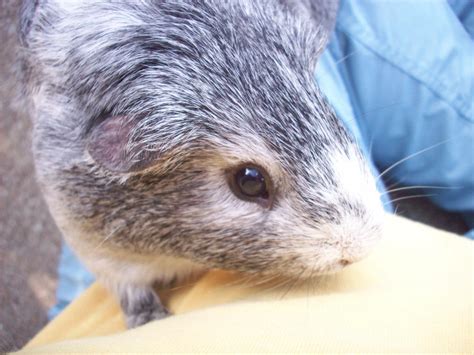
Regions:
[[234, 167, 269, 199]]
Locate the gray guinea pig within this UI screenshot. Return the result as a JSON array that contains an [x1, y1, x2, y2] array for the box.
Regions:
[[19, 0, 384, 328]]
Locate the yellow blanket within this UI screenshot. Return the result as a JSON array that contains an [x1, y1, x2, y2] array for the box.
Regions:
[[21, 215, 473, 353]]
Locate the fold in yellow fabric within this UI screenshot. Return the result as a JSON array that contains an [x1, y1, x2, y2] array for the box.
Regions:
[[21, 215, 473, 353]]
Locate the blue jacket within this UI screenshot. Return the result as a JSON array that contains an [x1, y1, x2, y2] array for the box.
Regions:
[[316, 0, 474, 237]]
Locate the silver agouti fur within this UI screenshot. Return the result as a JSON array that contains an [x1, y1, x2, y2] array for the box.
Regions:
[[19, 0, 384, 327]]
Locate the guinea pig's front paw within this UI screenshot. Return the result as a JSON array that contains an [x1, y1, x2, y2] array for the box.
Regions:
[[119, 285, 170, 328], [126, 305, 170, 328]]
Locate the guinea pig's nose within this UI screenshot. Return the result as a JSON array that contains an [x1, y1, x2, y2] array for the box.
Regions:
[[339, 246, 368, 266], [336, 239, 377, 268], [339, 259, 351, 266]]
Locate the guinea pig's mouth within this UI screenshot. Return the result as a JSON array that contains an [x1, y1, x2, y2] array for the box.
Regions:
[[314, 259, 353, 275], [333, 258, 355, 270]]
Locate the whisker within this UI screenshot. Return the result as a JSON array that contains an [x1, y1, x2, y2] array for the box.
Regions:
[[258, 277, 294, 295], [393, 204, 400, 216], [384, 194, 436, 206], [305, 272, 311, 310], [376, 139, 453, 183], [368, 133, 376, 159], [164, 280, 200, 292], [333, 101, 403, 134], [381, 185, 461, 196], [309, 274, 328, 295], [384, 180, 402, 191], [279, 268, 306, 300], [239, 274, 278, 289], [334, 51, 358, 66], [95, 226, 120, 251], [315, 51, 359, 83], [359, 101, 402, 116], [213, 273, 258, 291], [214, 273, 282, 299]]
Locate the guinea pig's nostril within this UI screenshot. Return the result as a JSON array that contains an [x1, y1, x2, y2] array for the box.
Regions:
[[340, 259, 351, 266]]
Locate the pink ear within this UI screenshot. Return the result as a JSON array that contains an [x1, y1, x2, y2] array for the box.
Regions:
[[87, 115, 156, 173]]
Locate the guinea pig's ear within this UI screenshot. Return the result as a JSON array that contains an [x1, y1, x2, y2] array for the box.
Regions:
[[86, 115, 158, 173]]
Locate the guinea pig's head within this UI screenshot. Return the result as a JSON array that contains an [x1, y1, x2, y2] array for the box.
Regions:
[[22, 0, 384, 278]]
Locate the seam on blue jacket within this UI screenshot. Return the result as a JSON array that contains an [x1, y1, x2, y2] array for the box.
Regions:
[[335, 22, 473, 124]]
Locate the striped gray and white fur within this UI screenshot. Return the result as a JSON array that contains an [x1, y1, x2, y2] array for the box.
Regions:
[[19, 0, 384, 328]]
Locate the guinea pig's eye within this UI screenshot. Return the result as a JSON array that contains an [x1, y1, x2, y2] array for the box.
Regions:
[[228, 165, 272, 207]]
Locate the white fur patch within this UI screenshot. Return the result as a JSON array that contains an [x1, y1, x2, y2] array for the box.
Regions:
[[331, 146, 384, 221]]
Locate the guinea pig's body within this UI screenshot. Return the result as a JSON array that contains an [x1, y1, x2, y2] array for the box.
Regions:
[[20, 0, 384, 327]]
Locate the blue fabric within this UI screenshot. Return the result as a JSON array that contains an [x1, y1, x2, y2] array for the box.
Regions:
[[50, 0, 474, 319], [318, 0, 473, 232], [449, 0, 474, 39], [48, 243, 94, 319]]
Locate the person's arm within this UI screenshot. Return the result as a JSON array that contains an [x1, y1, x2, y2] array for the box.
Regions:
[[317, 0, 474, 236]]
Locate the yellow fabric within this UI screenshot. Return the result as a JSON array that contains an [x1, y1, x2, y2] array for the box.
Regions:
[[20, 215, 473, 353]]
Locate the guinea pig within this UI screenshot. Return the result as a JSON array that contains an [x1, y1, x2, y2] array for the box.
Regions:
[[19, 0, 384, 328]]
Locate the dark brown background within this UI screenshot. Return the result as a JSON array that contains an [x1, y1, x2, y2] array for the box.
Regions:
[[1, 0, 61, 351], [0, 0, 467, 352]]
